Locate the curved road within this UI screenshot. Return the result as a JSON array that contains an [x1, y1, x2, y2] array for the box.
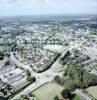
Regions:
[[10, 51, 63, 100], [10, 45, 78, 100]]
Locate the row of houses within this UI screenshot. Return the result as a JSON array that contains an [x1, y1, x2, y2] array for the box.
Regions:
[[17, 38, 63, 46]]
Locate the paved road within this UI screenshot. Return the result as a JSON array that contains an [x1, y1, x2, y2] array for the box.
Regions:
[[75, 89, 92, 100], [10, 45, 77, 100], [11, 79, 49, 100], [10, 51, 63, 100]]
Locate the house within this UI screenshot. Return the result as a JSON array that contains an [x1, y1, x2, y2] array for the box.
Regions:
[[0, 65, 16, 75], [6, 73, 24, 84], [0, 79, 4, 88], [0, 92, 4, 98]]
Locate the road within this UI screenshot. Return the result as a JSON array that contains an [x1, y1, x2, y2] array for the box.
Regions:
[[10, 51, 63, 100], [10, 45, 77, 100], [75, 89, 92, 100]]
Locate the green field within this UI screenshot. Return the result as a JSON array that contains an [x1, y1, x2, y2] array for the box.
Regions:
[[33, 83, 64, 100], [86, 86, 97, 99], [0, 45, 6, 52]]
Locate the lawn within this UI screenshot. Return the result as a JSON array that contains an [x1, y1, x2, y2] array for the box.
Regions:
[[86, 86, 97, 99], [72, 95, 82, 100], [33, 83, 64, 100]]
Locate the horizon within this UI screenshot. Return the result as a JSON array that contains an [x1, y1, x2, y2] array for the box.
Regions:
[[0, 14, 97, 18], [0, 0, 97, 16]]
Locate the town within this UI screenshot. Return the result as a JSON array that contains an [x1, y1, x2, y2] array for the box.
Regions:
[[0, 15, 97, 100]]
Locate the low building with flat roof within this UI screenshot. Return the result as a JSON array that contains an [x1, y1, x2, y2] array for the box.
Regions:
[[6, 73, 24, 84]]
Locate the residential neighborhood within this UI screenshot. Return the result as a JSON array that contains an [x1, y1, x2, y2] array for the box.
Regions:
[[0, 15, 97, 100]]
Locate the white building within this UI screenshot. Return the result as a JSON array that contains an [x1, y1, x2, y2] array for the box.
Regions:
[[6, 73, 24, 84]]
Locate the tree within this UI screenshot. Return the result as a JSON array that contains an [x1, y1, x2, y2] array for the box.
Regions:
[[64, 79, 77, 91], [28, 93, 35, 97], [65, 42, 69, 46], [5, 84, 12, 91], [4, 60, 10, 66], [0, 51, 4, 60], [61, 89, 71, 99], [0, 97, 5, 100], [60, 50, 70, 61], [5, 52, 10, 58], [83, 73, 97, 87], [20, 95, 29, 100], [54, 75, 61, 85], [63, 65, 97, 90], [54, 96, 59, 100], [26, 70, 31, 76], [27, 76, 36, 83]]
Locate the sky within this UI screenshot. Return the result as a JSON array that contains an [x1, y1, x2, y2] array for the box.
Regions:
[[0, 0, 97, 16]]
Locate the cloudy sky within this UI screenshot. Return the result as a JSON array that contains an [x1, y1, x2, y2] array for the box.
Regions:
[[0, 0, 97, 16]]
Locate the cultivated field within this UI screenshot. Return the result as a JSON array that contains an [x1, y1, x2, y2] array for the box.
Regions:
[[33, 82, 64, 100], [86, 86, 97, 99]]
